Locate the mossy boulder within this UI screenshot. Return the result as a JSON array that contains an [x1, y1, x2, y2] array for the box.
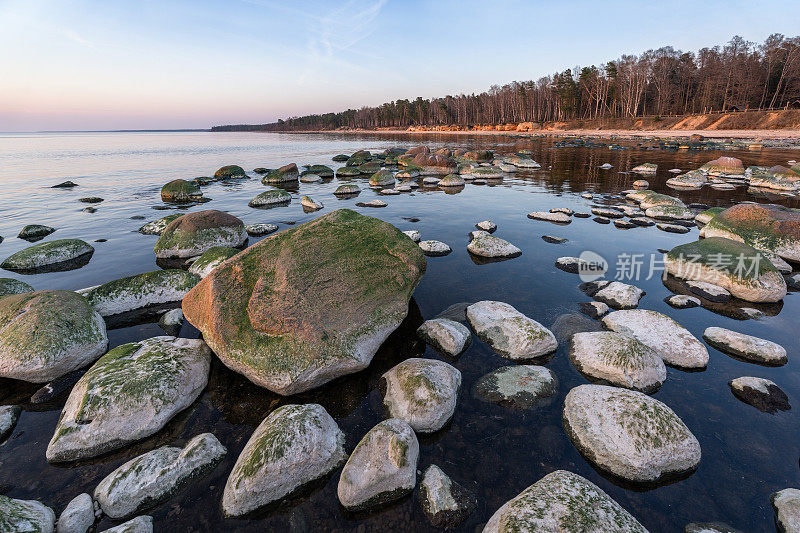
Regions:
[[0, 290, 107, 383], [369, 169, 395, 187], [303, 164, 334, 178], [438, 174, 465, 187], [138, 214, 182, 235], [160, 179, 202, 203], [700, 203, 800, 262], [214, 165, 246, 180], [626, 190, 684, 209], [0, 278, 34, 297], [248, 189, 291, 208], [695, 207, 725, 226], [222, 404, 346, 517], [188, 246, 239, 278], [181, 209, 426, 395], [483, 470, 647, 532], [631, 163, 657, 173], [1, 239, 94, 273], [665, 237, 786, 302], [261, 163, 299, 184], [17, 224, 56, 242], [411, 153, 458, 176], [154, 210, 247, 259], [334, 183, 360, 196], [463, 150, 493, 162], [358, 161, 382, 175], [83, 269, 200, 317], [700, 156, 744, 176], [346, 150, 372, 167], [332, 154, 349, 162], [0, 495, 56, 533], [46, 336, 211, 462], [336, 166, 361, 178]]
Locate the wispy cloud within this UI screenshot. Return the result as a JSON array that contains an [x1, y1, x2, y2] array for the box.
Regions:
[[60, 28, 95, 48]]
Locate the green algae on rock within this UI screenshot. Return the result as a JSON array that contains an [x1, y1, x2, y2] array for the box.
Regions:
[[46, 336, 211, 462], [1, 239, 94, 273], [0, 278, 34, 297], [160, 179, 202, 203], [0, 290, 107, 383], [260, 163, 299, 184], [17, 224, 56, 241], [138, 214, 182, 235], [188, 247, 239, 278], [182, 209, 426, 395], [83, 269, 200, 317], [213, 165, 246, 180], [248, 189, 291, 208], [154, 210, 247, 259], [0, 495, 56, 533]]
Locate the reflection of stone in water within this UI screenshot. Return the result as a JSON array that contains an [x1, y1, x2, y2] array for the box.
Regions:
[[661, 273, 782, 320], [549, 312, 602, 344]]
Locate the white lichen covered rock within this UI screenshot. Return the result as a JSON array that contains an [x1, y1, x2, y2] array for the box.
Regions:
[[0, 495, 56, 533], [645, 205, 695, 221], [0, 405, 21, 441], [685, 280, 731, 302], [403, 230, 421, 243], [418, 465, 477, 529], [83, 270, 200, 316], [0, 290, 107, 383], [563, 384, 701, 482], [419, 240, 451, 256], [187, 247, 239, 279], [703, 326, 787, 365], [337, 418, 419, 511], [569, 332, 666, 393], [474, 365, 556, 409], [483, 470, 648, 533], [476, 220, 497, 232], [244, 223, 278, 237], [466, 301, 557, 360], [47, 336, 211, 462], [222, 404, 345, 517], [95, 433, 226, 519], [632, 163, 657, 174], [417, 318, 471, 357], [56, 493, 94, 533], [729, 376, 790, 413], [772, 488, 800, 533], [467, 231, 522, 259], [138, 214, 182, 236], [592, 281, 645, 310], [1, 239, 94, 272], [100, 515, 152, 533], [665, 294, 701, 308], [381, 358, 461, 433], [602, 309, 709, 369], [527, 211, 571, 224]]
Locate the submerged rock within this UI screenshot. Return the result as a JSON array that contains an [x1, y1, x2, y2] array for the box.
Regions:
[[95, 433, 226, 519], [101, 515, 152, 533], [466, 301, 557, 360], [729, 376, 790, 413], [160, 179, 202, 203], [579, 301, 609, 318], [563, 384, 701, 482], [0, 277, 34, 296], [1, 239, 94, 273], [657, 223, 690, 234], [0, 290, 107, 383], [158, 308, 184, 336], [138, 214, 182, 236], [154, 210, 247, 260], [542, 235, 567, 244], [56, 493, 94, 533], [467, 231, 521, 259], [52, 180, 78, 188], [418, 465, 477, 529], [685, 280, 731, 302], [417, 318, 471, 357], [248, 189, 291, 208], [419, 240, 451, 256], [602, 309, 708, 369], [223, 404, 346, 517], [83, 270, 199, 316], [0, 495, 56, 533], [0, 405, 21, 441], [569, 331, 666, 393], [483, 470, 647, 533], [46, 336, 211, 462], [188, 247, 239, 279], [181, 209, 426, 395], [337, 419, 419, 511], [17, 224, 56, 241], [474, 365, 556, 409], [381, 358, 461, 433], [214, 165, 246, 180], [592, 281, 644, 309], [703, 326, 787, 365]]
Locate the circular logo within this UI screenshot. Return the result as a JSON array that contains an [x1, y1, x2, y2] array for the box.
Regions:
[[578, 250, 608, 282]]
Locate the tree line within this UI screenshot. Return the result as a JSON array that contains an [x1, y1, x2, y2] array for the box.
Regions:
[[212, 34, 800, 132]]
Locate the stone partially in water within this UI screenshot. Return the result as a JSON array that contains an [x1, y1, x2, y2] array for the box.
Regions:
[[438, 174, 465, 187], [381, 358, 461, 433], [569, 332, 666, 393], [527, 211, 571, 224], [46, 336, 211, 462], [160, 179, 202, 203], [248, 189, 291, 208], [154, 210, 247, 260], [0, 405, 21, 441], [772, 488, 800, 533], [337, 419, 419, 511], [356, 199, 387, 208], [0, 495, 56, 533], [181, 209, 426, 395], [416, 318, 471, 357], [260, 163, 298, 184], [466, 300, 557, 360], [418, 465, 477, 529], [563, 384, 701, 483], [701, 156, 744, 176], [101, 515, 153, 533], [95, 433, 226, 519], [83, 270, 200, 316], [684, 522, 744, 533], [402, 230, 421, 243], [334, 183, 360, 196], [419, 240, 451, 256], [632, 163, 657, 174], [0, 290, 107, 383], [138, 214, 182, 236], [592, 281, 644, 310], [57, 493, 95, 533], [665, 294, 701, 309], [0, 277, 34, 296], [158, 308, 184, 336], [17, 224, 56, 241], [1, 239, 94, 273], [483, 470, 647, 533], [729, 376, 790, 413], [645, 205, 695, 221], [245, 223, 278, 237], [467, 231, 521, 259], [603, 309, 708, 369], [476, 220, 497, 233], [223, 404, 346, 517], [187, 247, 239, 279], [657, 223, 690, 234], [685, 280, 731, 302], [579, 301, 609, 318], [214, 165, 246, 180], [703, 326, 787, 365], [474, 365, 556, 409], [300, 195, 323, 210], [369, 169, 395, 187]]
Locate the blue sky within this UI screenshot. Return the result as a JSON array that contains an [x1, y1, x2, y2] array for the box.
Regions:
[[1, 0, 799, 131]]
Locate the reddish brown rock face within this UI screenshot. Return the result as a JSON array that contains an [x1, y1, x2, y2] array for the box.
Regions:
[[411, 153, 458, 175], [405, 146, 430, 156]]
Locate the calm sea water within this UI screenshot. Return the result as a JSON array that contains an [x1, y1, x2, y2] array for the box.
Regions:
[[1, 131, 799, 532]]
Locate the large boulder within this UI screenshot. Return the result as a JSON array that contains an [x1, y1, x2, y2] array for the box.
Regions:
[[160, 179, 202, 203], [214, 165, 246, 180], [703, 326, 787, 365], [664, 237, 786, 303], [46, 336, 211, 462], [700, 156, 744, 176], [416, 318, 471, 357], [483, 470, 647, 533], [83, 270, 199, 317], [1, 239, 94, 273], [222, 404, 346, 516], [95, 433, 226, 519], [466, 301, 557, 360], [381, 358, 461, 433], [154, 210, 247, 259], [563, 384, 701, 482], [0, 277, 33, 297], [261, 163, 299, 184], [772, 488, 800, 533], [337, 418, 419, 511], [0, 290, 107, 383], [700, 203, 800, 262], [182, 209, 426, 395], [0, 495, 56, 533]]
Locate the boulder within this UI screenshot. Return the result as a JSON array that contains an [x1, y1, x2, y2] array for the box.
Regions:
[[592, 281, 644, 309], [0, 290, 107, 383], [158, 308, 184, 336], [627, 190, 684, 209], [260, 163, 298, 184], [438, 174, 465, 187], [466, 301, 557, 360], [181, 209, 426, 395], [569, 332, 666, 393], [410, 153, 457, 175], [0, 495, 56, 533], [729, 376, 790, 413], [664, 238, 786, 303], [463, 150, 493, 162], [303, 164, 334, 178], [665, 294, 701, 309], [95, 433, 226, 519], [467, 231, 521, 259], [657, 223, 690, 234], [101, 516, 152, 533], [685, 280, 730, 302], [369, 170, 395, 187], [700, 157, 744, 176], [419, 240, 451, 256], [337, 419, 419, 511], [602, 309, 708, 369], [474, 365, 556, 409], [418, 465, 477, 528], [188, 247, 239, 278], [299, 173, 321, 183], [773, 489, 800, 533], [154, 210, 247, 260], [702, 326, 787, 365], [667, 170, 707, 190], [632, 163, 657, 173], [245, 223, 278, 237], [300, 196, 323, 210], [476, 220, 497, 233], [356, 199, 387, 208], [56, 493, 94, 533], [160, 179, 202, 203], [214, 165, 246, 179], [249, 189, 291, 208], [1, 239, 94, 273], [381, 358, 461, 433], [502, 154, 540, 168], [645, 205, 695, 221], [403, 230, 421, 243], [527, 211, 571, 224], [138, 214, 182, 236], [483, 470, 647, 533], [0, 405, 20, 440], [633, 179, 650, 188], [579, 301, 609, 318], [0, 277, 34, 297], [46, 336, 211, 462], [684, 522, 743, 533], [416, 318, 471, 357], [563, 384, 701, 482], [83, 270, 199, 316], [334, 183, 360, 195], [52, 180, 78, 188], [591, 208, 624, 219], [18, 224, 56, 241], [332, 154, 349, 162]]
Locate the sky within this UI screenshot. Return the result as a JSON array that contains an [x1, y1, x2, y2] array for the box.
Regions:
[[1, 0, 799, 131]]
